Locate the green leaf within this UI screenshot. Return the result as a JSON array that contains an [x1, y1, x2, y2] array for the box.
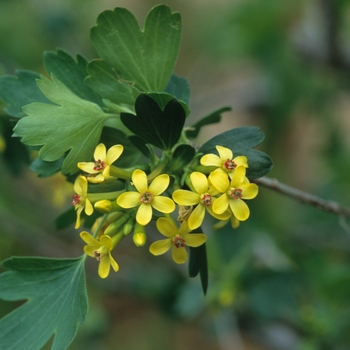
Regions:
[[186, 106, 232, 139], [198, 126, 273, 179], [30, 157, 64, 177], [171, 144, 196, 172], [165, 74, 190, 105], [189, 242, 208, 295], [0, 70, 52, 118], [14, 75, 111, 175], [120, 94, 186, 150], [90, 5, 182, 91], [44, 49, 103, 106], [85, 59, 137, 106], [0, 256, 87, 350], [128, 135, 152, 159], [145, 92, 190, 117]]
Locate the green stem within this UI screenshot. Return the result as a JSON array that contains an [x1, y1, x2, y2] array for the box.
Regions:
[[87, 190, 123, 203], [147, 155, 171, 182], [110, 165, 133, 180], [92, 214, 108, 239]]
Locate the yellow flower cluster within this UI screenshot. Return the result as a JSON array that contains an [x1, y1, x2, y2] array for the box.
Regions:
[[72, 143, 258, 278]]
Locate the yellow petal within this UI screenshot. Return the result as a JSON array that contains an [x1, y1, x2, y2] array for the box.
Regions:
[[200, 153, 222, 167], [209, 170, 229, 193], [183, 233, 207, 247], [94, 143, 107, 161], [234, 156, 248, 168], [149, 238, 172, 255], [80, 231, 100, 246], [117, 191, 141, 208], [83, 245, 97, 257], [229, 198, 250, 221], [78, 162, 99, 174], [132, 169, 148, 193], [216, 145, 232, 160], [75, 206, 84, 229], [190, 172, 209, 194], [240, 183, 259, 199], [172, 190, 199, 205], [85, 198, 94, 216], [149, 174, 170, 195], [136, 203, 152, 226], [172, 246, 188, 264], [230, 165, 246, 187], [207, 203, 231, 221], [156, 217, 177, 237], [109, 253, 119, 272], [74, 175, 87, 195], [152, 196, 175, 214], [106, 144, 123, 165], [212, 193, 229, 214], [188, 204, 205, 230], [98, 255, 111, 278], [99, 234, 113, 251]]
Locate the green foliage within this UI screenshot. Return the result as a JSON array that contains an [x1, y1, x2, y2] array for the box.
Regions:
[[14, 75, 111, 175], [121, 94, 186, 150], [0, 256, 87, 350], [171, 144, 196, 172], [0, 70, 52, 118], [90, 4, 181, 92]]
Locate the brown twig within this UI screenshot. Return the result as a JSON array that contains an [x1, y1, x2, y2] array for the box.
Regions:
[[252, 177, 350, 218]]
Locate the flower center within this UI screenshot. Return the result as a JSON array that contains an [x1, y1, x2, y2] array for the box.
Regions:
[[71, 194, 80, 205], [140, 191, 153, 204], [93, 250, 102, 261], [201, 193, 212, 206], [173, 235, 185, 248], [93, 159, 106, 171], [224, 159, 236, 170], [229, 188, 243, 200]]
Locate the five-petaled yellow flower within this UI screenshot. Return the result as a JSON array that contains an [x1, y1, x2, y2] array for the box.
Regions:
[[149, 217, 207, 264], [80, 231, 119, 278], [201, 145, 248, 178], [210, 165, 258, 221], [72, 175, 93, 229], [117, 169, 175, 226], [78, 143, 124, 183], [172, 172, 230, 230]]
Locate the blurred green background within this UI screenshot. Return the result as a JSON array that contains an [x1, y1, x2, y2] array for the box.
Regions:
[[1, 0, 350, 349]]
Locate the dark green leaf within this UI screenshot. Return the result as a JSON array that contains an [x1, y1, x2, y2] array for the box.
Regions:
[[120, 94, 186, 150], [30, 156, 64, 177], [90, 5, 181, 91], [171, 144, 196, 172], [0, 70, 52, 118], [85, 59, 137, 106], [186, 106, 232, 139], [44, 49, 103, 106], [145, 92, 190, 117], [128, 135, 152, 159], [198, 126, 273, 179], [189, 243, 208, 295], [0, 256, 87, 350], [165, 74, 190, 105]]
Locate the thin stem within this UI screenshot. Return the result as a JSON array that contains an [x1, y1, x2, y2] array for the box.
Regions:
[[253, 177, 350, 218]]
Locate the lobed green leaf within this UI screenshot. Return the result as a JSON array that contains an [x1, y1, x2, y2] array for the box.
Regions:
[[14, 75, 112, 175], [90, 4, 181, 92], [0, 256, 87, 350]]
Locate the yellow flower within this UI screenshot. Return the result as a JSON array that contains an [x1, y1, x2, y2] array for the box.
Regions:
[[72, 175, 93, 229], [200, 145, 248, 178], [172, 172, 230, 230], [117, 169, 175, 226], [210, 166, 258, 221], [78, 143, 123, 183], [149, 218, 207, 264], [80, 231, 119, 278]]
